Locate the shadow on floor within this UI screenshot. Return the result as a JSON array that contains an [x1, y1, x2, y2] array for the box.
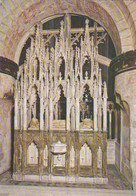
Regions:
[[0, 165, 132, 190]]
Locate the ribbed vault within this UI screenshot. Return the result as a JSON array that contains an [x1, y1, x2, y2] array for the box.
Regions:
[[0, 0, 136, 63]]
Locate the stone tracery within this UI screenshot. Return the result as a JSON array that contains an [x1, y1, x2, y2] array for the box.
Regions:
[[13, 17, 108, 184]]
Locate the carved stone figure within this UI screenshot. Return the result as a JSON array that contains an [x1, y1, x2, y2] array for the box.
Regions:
[[28, 118, 39, 130]]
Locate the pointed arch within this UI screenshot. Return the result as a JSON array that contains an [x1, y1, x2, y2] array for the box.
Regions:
[[58, 84, 66, 120], [59, 56, 65, 80], [80, 84, 93, 120], [80, 143, 92, 166], [27, 142, 38, 165], [82, 56, 91, 79]]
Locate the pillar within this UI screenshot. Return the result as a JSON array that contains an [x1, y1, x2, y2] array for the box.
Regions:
[[49, 98, 53, 130], [109, 110, 112, 139], [22, 130, 27, 174], [45, 106, 49, 130], [40, 78, 44, 130], [103, 82, 107, 132], [93, 97, 98, 131], [0, 57, 18, 174], [110, 50, 136, 189], [76, 98, 80, 131], [66, 98, 70, 131], [92, 151, 97, 176]]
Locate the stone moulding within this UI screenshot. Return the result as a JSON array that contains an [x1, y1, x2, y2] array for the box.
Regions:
[[110, 50, 136, 76], [0, 56, 18, 78], [12, 173, 108, 184]]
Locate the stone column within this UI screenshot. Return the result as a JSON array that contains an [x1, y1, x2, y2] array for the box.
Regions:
[[0, 57, 18, 174], [75, 132, 80, 176], [14, 81, 20, 130], [22, 130, 27, 174], [66, 98, 70, 131], [109, 110, 112, 139], [40, 78, 44, 130], [103, 82, 107, 132], [93, 97, 98, 131], [65, 145, 70, 176], [102, 133, 107, 177], [39, 148, 44, 175], [49, 98, 53, 130], [92, 151, 97, 176], [48, 135, 52, 174], [45, 106, 49, 130], [23, 94, 27, 130], [40, 98, 44, 130], [98, 105, 102, 131], [110, 50, 136, 189], [76, 98, 80, 131], [114, 110, 118, 139], [55, 103, 58, 120]]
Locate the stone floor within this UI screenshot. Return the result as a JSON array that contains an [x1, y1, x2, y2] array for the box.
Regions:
[[0, 165, 135, 196], [0, 165, 132, 190]]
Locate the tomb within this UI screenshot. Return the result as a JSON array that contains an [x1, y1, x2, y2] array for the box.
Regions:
[[13, 18, 108, 184]]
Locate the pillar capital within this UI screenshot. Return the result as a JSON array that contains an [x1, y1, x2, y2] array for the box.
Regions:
[[0, 56, 18, 79], [110, 50, 136, 76]]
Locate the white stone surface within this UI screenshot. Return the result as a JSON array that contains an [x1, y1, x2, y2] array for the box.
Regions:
[[0, 99, 13, 174], [115, 70, 136, 189], [0, 74, 14, 174], [0, 74, 15, 99], [115, 141, 120, 169], [13, 174, 108, 185], [107, 139, 115, 165]]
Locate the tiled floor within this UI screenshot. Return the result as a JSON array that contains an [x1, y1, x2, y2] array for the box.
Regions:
[[0, 165, 132, 190]]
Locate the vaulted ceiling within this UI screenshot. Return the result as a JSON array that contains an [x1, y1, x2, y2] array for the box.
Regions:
[[0, 0, 136, 64]]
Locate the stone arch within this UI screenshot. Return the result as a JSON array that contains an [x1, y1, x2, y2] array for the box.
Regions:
[[57, 84, 66, 120], [0, 1, 135, 62], [59, 56, 65, 80], [82, 56, 91, 79], [91, 0, 134, 53], [80, 142, 92, 166], [27, 141, 39, 165]]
